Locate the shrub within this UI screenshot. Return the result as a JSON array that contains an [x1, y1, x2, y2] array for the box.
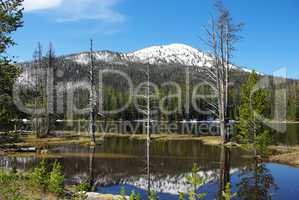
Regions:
[[256, 130, 272, 156], [179, 192, 185, 200], [72, 181, 91, 200], [180, 163, 208, 200], [76, 181, 91, 192], [32, 160, 49, 190], [130, 190, 137, 200], [0, 171, 29, 200], [120, 186, 126, 200], [129, 191, 142, 200], [149, 191, 157, 200], [49, 161, 65, 196], [135, 192, 141, 200]]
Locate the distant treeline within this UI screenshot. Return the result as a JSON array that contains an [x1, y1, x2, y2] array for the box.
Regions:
[[15, 48, 299, 132]]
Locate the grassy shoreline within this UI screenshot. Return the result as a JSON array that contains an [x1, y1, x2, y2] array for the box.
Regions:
[[1, 133, 223, 148], [1, 133, 299, 168], [0, 170, 62, 200]]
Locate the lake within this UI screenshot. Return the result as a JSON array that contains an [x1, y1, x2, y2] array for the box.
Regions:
[[1, 123, 299, 199]]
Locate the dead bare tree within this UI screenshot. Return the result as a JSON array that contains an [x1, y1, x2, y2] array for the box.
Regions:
[[135, 65, 155, 198], [32, 43, 44, 137], [46, 42, 57, 135], [89, 39, 96, 144], [201, 1, 242, 144]]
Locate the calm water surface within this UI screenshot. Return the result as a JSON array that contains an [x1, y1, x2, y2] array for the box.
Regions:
[[0, 124, 299, 199]]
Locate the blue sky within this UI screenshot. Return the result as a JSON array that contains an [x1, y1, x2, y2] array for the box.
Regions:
[[8, 0, 299, 78]]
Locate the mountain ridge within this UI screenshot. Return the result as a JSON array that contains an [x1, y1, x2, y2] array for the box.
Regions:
[[64, 43, 254, 73]]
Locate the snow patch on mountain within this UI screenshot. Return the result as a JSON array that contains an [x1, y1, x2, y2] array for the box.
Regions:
[[127, 43, 212, 67], [66, 43, 255, 73], [66, 50, 128, 65]]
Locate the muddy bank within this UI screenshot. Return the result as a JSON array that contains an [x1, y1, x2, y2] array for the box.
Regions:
[[1, 133, 222, 148], [268, 145, 299, 168]]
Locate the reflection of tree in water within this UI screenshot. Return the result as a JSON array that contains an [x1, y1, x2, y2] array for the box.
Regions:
[[88, 146, 96, 191], [217, 147, 277, 200], [236, 159, 277, 200], [218, 146, 231, 200]]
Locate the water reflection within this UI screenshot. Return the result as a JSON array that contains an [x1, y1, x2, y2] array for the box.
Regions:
[[236, 160, 277, 200], [218, 146, 231, 200], [216, 144, 278, 200], [89, 146, 96, 191], [0, 139, 250, 179], [147, 134, 151, 198], [0, 137, 294, 199]]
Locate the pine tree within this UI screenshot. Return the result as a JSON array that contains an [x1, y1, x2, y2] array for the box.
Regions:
[[0, 0, 23, 129], [238, 71, 271, 152]]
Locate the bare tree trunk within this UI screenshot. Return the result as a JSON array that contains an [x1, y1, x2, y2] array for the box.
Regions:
[[225, 23, 230, 118], [34, 54, 39, 137], [201, 2, 242, 144], [135, 65, 152, 198], [46, 43, 57, 135], [89, 39, 96, 144], [146, 65, 151, 198], [33, 43, 43, 137], [220, 78, 226, 143]]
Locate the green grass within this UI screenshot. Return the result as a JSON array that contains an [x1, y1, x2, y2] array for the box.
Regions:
[[0, 170, 59, 200]]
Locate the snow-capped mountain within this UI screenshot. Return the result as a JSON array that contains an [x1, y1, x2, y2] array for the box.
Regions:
[[127, 43, 212, 66], [19, 43, 256, 86], [65, 43, 252, 72]]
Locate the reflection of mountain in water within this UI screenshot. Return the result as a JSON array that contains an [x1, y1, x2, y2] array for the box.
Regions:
[[0, 157, 36, 171], [98, 164, 282, 200], [122, 168, 239, 194]]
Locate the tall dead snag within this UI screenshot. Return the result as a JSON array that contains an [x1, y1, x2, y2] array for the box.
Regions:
[[135, 65, 154, 197], [46, 42, 58, 135], [201, 1, 242, 143], [89, 39, 96, 144], [32, 43, 49, 137], [32, 43, 43, 137]]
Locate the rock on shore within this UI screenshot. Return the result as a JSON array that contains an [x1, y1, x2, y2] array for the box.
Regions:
[[87, 192, 128, 200]]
